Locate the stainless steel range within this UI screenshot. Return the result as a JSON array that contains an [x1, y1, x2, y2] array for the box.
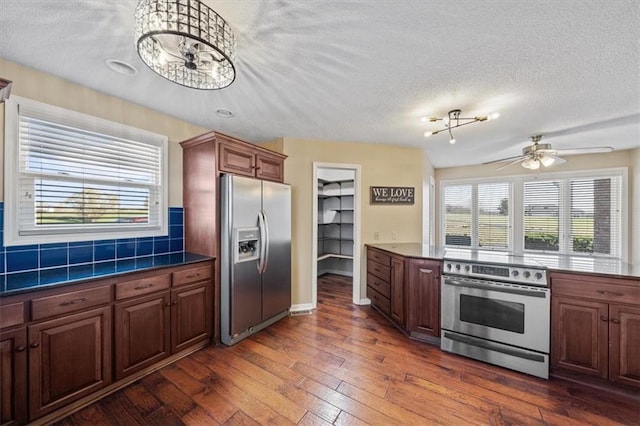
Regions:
[[440, 252, 550, 379]]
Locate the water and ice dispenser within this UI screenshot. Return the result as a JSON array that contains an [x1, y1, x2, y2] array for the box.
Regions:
[[234, 227, 260, 263]]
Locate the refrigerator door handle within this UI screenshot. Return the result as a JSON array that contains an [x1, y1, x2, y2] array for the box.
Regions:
[[257, 211, 267, 273], [262, 209, 270, 273]]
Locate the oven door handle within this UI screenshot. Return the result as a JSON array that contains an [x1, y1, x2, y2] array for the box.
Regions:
[[443, 332, 546, 362], [443, 278, 547, 298]]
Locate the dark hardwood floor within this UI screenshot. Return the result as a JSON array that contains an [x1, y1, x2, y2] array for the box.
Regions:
[[57, 274, 639, 425]]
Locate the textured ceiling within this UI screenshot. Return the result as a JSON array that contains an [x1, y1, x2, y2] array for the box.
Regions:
[[0, 0, 638, 168]]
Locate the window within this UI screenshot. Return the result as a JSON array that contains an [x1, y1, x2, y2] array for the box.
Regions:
[[4, 96, 168, 246], [441, 168, 626, 260], [442, 181, 511, 249]]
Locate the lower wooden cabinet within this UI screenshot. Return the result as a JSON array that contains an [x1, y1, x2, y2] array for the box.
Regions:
[[114, 292, 171, 380], [406, 259, 441, 340], [27, 306, 112, 420], [551, 272, 640, 389], [389, 256, 405, 327], [171, 282, 212, 353], [0, 328, 27, 425]]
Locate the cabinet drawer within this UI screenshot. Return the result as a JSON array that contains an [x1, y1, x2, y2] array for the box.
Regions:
[[31, 286, 111, 321], [552, 277, 640, 305], [368, 286, 390, 315], [367, 249, 391, 267], [367, 259, 390, 281], [367, 273, 391, 299], [173, 265, 212, 287], [116, 274, 171, 300], [0, 302, 25, 329]]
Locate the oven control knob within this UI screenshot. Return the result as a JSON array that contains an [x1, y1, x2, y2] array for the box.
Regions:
[[446, 263, 452, 270], [464, 265, 470, 272], [455, 264, 461, 270], [523, 271, 531, 278], [512, 270, 519, 277], [535, 272, 543, 280]]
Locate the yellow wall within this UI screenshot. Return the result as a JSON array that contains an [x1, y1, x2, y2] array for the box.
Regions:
[[435, 148, 639, 262], [280, 138, 424, 305], [0, 59, 209, 206]]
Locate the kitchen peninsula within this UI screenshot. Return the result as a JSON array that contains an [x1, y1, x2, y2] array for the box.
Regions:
[[366, 242, 640, 392]]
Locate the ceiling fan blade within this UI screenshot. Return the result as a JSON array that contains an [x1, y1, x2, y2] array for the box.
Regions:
[[496, 157, 527, 171], [482, 154, 526, 165], [554, 146, 614, 155], [551, 155, 567, 166]]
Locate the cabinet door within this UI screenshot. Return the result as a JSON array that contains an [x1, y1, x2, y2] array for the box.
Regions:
[[171, 282, 212, 353], [551, 297, 608, 378], [114, 292, 171, 380], [255, 152, 284, 182], [28, 307, 112, 420], [407, 259, 441, 338], [0, 328, 27, 425], [390, 256, 405, 327], [218, 140, 256, 177], [609, 304, 640, 387]]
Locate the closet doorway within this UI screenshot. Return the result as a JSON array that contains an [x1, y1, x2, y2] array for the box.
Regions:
[[311, 162, 361, 307]]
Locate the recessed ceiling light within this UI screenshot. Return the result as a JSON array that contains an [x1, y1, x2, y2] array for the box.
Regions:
[[104, 59, 138, 76], [216, 109, 234, 118]]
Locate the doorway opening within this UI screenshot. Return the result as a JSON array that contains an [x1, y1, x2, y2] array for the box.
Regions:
[[312, 162, 362, 307]]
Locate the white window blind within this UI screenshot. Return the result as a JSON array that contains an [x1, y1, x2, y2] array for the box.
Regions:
[[570, 176, 621, 257], [524, 180, 561, 251], [478, 182, 510, 249], [444, 184, 472, 247], [4, 96, 168, 245]]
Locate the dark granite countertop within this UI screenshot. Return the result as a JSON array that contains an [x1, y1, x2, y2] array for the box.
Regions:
[[366, 243, 640, 280], [0, 252, 214, 297]]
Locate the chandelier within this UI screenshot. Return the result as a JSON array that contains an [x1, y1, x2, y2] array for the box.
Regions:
[[135, 0, 236, 90], [422, 109, 500, 144]]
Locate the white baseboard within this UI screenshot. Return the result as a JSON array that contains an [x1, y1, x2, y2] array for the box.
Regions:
[[356, 298, 371, 305], [317, 269, 353, 277], [290, 303, 315, 313]]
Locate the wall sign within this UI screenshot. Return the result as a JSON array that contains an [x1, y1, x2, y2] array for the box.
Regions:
[[370, 186, 415, 205]]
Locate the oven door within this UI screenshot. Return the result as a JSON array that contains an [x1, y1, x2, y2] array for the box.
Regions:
[[441, 276, 550, 353]]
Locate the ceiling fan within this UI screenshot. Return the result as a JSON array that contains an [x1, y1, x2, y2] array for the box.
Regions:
[[484, 135, 614, 171]]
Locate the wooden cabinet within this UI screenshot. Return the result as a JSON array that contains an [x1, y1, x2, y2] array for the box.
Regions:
[[114, 263, 213, 379], [551, 272, 640, 388], [114, 292, 171, 380], [0, 328, 27, 425], [171, 282, 212, 353], [366, 247, 406, 328], [406, 259, 441, 341], [390, 256, 405, 326], [27, 306, 112, 420], [217, 136, 285, 182]]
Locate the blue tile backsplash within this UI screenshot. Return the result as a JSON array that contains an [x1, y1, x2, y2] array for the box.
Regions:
[[0, 202, 185, 292]]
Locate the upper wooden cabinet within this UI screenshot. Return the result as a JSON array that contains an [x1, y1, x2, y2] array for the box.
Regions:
[[551, 272, 640, 388]]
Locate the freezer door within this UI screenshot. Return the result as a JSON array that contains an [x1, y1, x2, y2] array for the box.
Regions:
[[227, 175, 263, 337], [261, 180, 292, 320]]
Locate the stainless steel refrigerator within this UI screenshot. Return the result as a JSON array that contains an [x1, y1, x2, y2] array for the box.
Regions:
[[220, 173, 291, 346]]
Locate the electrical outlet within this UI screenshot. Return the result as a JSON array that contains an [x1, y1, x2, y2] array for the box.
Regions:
[[391, 231, 397, 240], [373, 231, 380, 240]]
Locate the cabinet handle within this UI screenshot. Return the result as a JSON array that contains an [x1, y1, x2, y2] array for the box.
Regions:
[[134, 283, 154, 290], [186, 273, 201, 279], [172, 300, 178, 305], [165, 302, 171, 307], [15, 345, 26, 352], [60, 297, 87, 306], [419, 268, 433, 274], [597, 290, 623, 296], [600, 315, 609, 322], [30, 342, 40, 348], [611, 318, 621, 324]]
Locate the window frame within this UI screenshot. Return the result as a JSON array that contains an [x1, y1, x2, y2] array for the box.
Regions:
[[440, 178, 513, 251], [4, 96, 169, 246], [440, 167, 628, 261]]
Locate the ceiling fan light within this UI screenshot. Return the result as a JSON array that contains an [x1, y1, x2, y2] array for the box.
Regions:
[[522, 158, 540, 170], [449, 137, 456, 144], [539, 155, 555, 167], [424, 131, 433, 138], [487, 112, 501, 121]]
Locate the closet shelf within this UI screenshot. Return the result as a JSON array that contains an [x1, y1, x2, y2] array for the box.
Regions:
[[331, 208, 354, 212], [318, 222, 354, 225], [318, 253, 354, 261], [318, 237, 354, 242]]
